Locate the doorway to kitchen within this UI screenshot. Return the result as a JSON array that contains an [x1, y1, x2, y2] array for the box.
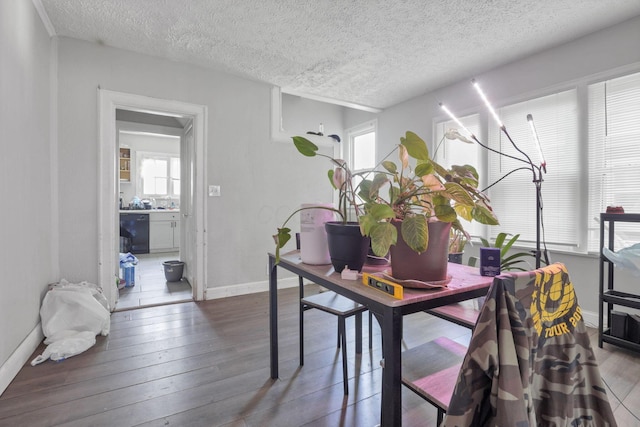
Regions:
[[98, 89, 207, 311], [116, 110, 191, 309]]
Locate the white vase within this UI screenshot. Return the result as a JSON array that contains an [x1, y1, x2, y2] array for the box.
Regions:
[[299, 203, 334, 265]]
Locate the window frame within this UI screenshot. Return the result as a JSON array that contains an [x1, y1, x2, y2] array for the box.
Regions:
[[137, 151, 181, 199]]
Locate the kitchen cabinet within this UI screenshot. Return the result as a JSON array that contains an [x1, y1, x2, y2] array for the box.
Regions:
[[150, 211, 180, 252], [598, 212, 640, 353], [119, 147, 131, 182]]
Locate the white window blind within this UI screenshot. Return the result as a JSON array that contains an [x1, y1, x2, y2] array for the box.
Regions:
[[434, 114, 482, 237], [588, 71, 640, 251], [487, 89, 579, 247]]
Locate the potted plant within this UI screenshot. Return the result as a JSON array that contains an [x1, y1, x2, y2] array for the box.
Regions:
[[448, 228, 469, 264], [273, 136, 370, 272], [480, 232, 534, 271], [358, 131, 499, 282]]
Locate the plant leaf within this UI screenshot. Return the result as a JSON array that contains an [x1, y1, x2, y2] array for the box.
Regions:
[[434, 204, 457, 222], [402, 215, 428, 253], [382, 161, 397, 174], [292, 136, 318, 157], [454, 204, 474, 222], [415, 162, 434, 177], [401, 131, 430, 161], [443, 182, 475, 205], [370, 222, 397, 256], [369, 203, 395, 221], [471, 203, 499, 225]]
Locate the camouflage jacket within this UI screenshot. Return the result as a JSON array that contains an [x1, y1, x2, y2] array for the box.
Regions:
[[443, 263, 616, 427]]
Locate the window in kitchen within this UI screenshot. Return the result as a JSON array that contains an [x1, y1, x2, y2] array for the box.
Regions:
[[139, 152, 180, 198]]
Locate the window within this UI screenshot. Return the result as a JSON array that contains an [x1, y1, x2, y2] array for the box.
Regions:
[[588, 71, 640, 251], [347, 122, 376, 172], [486, 89, 579, 248], [139, 152, 180, 198], [434, 114, 483, 237]]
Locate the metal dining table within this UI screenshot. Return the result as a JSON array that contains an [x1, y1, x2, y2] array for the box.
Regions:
[[268, 250, 493, 426]]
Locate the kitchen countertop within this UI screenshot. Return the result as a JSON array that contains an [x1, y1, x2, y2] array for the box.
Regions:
[[120, 209, 180, 214]]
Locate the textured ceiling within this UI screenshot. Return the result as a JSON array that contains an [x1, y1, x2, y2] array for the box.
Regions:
[[40, 0, 640, 110]]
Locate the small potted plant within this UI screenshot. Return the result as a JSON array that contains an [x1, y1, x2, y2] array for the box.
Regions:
[[448, 228, 469, 264], [273, 136, 371, 272], [358, 131, 499, 282]]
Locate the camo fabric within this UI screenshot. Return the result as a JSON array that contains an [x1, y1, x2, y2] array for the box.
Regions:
[[443, 263, 616, 427]]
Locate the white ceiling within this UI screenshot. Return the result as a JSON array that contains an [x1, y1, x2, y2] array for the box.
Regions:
[[40, 0, 640, 110]]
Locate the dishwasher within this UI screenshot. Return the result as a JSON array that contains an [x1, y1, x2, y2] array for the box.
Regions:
[[119, 213, 150, 254]]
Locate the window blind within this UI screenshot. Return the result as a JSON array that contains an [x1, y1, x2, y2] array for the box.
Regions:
[[588, 71, 640, 251], [487, 89, 579, 246]]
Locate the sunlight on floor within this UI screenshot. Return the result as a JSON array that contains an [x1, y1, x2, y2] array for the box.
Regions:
[[116, 251, 193, 311]]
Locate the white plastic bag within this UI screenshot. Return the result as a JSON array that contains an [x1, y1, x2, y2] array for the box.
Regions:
[[602, 243, 640, 277], [32, 280, 110, 366], [31, 331, 96, 365]]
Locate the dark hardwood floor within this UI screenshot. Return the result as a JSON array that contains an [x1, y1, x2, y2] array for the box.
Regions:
[[1, 285, 639, 426]]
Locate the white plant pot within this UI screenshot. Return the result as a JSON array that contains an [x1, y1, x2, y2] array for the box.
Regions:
[[299, 203, 334, 265]]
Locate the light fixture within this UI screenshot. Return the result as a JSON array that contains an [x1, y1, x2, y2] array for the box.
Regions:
[[441, 80, 549, 268], [527, 114, 546, 173]]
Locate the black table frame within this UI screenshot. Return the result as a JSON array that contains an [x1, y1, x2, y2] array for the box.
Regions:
[[268, 251, 493, 426]]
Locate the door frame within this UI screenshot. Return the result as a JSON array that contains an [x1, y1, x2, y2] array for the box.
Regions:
[[98, 89, 207, 309]]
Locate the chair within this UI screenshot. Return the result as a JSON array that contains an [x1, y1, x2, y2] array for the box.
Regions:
[[297, 235, 372, 395], [442, 263, 617, 426]]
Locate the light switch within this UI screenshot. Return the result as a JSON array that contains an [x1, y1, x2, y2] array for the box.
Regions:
[[209, 185, 221, 197]]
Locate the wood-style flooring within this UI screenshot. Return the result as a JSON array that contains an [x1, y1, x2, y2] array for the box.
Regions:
[[1, 285, 639, 426]]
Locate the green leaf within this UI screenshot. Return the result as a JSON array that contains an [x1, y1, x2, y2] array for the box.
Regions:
[[400, 131, 430, 161], [370, 173, 390, 196], [370, 222, 397, 256], [382, 161, 397, 174], [471, 204, 499, 225], [401, 216, 428, 253], [443, 182, 475, 205], [451, 164, 479, 181], [327, 169, 337, 190], [292, 136, 318, 157], [454, 204, 474, 222], [434, 204, 457, 222], [414, 162, 434, 177], [358, 179, 373, 202], [494, 232, 507, 249], [369, 203, 396, 221], [274, 227, 292, 263]]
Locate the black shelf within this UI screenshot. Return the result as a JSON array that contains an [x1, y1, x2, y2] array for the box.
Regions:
[[602, 290, 640, 309], [598, 213, 640, 351]]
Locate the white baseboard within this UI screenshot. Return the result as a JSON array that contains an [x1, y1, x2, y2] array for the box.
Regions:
[[204, 276, 299, 300], [0, 324, 44, 396]]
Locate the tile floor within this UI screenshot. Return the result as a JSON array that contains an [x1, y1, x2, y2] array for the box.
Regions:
[[116, 251, 193, 311]]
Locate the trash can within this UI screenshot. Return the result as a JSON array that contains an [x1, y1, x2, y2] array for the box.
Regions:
[[163, 260, 184, 282]]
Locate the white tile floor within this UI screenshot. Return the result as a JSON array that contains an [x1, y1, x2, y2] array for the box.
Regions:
[[116, 251, 193, 311]]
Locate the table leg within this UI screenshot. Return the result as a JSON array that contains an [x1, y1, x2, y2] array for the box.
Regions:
[[380, 307, 402, 426], [269, 256, 279, 379]]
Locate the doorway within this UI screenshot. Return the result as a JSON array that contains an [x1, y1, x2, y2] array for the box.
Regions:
[[98, 89, 207, 311], [116, 111, 191, 309]]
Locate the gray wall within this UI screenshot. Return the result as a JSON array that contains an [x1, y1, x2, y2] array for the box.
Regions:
[[374, 15, 640, 319], [0, 1, 55, 376], [55, 37, 342, 292]]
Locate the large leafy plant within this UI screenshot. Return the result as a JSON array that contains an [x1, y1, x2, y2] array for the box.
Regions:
[[358, 131, 499, 257]]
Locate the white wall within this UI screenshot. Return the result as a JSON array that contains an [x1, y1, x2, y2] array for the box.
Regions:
[[374, 15, 640, 317], [55, 37, 342, 295], [0, 0, 55, 390]]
